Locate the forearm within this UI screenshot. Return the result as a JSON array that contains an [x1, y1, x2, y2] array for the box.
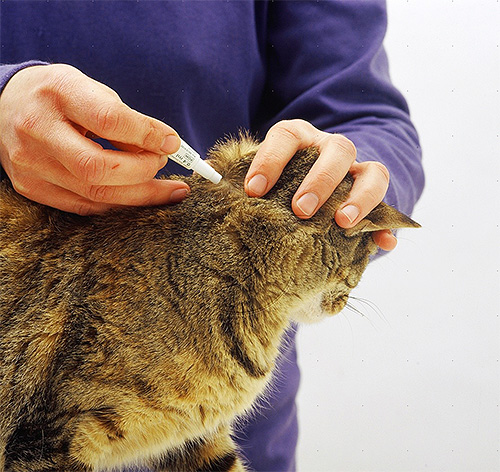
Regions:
[[333, 116, 423, 216], [256, 0, 424, 215], [0, 61, 48, 94]]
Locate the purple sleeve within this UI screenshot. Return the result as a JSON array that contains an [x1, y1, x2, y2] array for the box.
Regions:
[[240, 4, 424, 469], [259, 0, 425, 214], [0, 61, 48, 93]]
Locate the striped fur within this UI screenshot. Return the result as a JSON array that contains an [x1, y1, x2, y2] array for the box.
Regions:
[[0, 136, 418, 471]]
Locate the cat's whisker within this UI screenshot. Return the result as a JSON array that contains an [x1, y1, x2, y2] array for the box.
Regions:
[[337, 310, 356, 342], [344, 301, 379, 331], [349, 295, 387, 323]]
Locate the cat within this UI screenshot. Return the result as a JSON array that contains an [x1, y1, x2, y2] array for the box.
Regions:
[[0, 135, 419, 471]]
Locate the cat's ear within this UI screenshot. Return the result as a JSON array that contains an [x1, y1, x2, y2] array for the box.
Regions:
[[344, 202, 420, 236]]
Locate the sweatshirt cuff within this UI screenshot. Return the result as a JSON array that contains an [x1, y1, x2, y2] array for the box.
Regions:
[[0, 60, 49, 94]]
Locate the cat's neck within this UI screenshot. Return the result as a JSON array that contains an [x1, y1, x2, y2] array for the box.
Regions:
[[84, 202, 294, 384]]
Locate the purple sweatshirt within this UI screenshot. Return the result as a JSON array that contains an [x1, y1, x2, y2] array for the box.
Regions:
[[0, 1, 424, 470]]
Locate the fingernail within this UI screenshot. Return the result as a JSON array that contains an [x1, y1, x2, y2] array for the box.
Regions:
[[296, 192, 319, 217], [161, 135, 180, 154], [169, 188, 189, 203], [247, 174, 268, 196], [339, 204, 360, 224]]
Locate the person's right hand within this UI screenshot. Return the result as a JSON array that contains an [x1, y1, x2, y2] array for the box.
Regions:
[[0, 63, 190, 215]]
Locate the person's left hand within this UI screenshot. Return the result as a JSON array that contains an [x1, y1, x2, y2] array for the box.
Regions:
[[244, 119, 397, 251]]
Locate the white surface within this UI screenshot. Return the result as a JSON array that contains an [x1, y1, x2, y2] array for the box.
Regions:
[[296, 1, 499, 471]]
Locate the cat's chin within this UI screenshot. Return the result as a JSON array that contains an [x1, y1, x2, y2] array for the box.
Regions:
[[289, 290, 348, 324]]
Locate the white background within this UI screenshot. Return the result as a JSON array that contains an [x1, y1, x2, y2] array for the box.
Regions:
[[296, 1, 499, 471]]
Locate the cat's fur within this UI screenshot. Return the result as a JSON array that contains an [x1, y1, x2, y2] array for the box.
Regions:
[[0, 136, 419, 471]]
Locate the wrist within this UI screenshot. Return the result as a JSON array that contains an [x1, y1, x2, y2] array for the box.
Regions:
[[0, 61, 49, 97]]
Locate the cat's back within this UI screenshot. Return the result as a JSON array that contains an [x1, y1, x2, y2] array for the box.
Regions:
[[1, 180, 75, 296], [0, 180, 97, 365], [1, 179, 51, 240], [2, 181, 52, 306], [0, 179, 89, 259]]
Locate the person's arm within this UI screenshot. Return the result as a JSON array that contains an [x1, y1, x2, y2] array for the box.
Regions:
[[247, 0, 424, 249], [0, 63, 190, 214], [0, 61, 46, 180]]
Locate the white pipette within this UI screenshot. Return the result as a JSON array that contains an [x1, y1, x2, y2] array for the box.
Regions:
[[166, 139, 222, 184]]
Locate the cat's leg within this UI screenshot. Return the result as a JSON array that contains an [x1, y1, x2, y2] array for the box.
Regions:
[[4, 450, 89, 472], [148, 426, 245, 472], [3, 416, 90, 472]]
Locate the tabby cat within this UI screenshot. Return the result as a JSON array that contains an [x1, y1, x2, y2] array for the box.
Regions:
[[0, 136, 419, 471]]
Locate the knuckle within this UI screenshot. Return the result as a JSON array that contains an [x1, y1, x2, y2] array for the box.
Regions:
[[34, 64, 78, 105], [94, 104, 120, 136], [72, 199, 96, 216], [353, 162, 390, 209], [370, 161, 390, 185], [270, 119, 306, 143], [140, 121, 162, 150], [314, 169, 339, 191], [84, 184, 113, 203], [331, 134, 357, 162], [13, 111, 42, 137], [46, 63, 79, 81], [364, 186, 383, 209], [143, 185, 168, 206], [73, 151, 106, 184], [138, 190, 157, 207]]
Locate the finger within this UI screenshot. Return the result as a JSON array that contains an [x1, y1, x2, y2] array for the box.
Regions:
[[61, 78, 180, 155], [73, 179, 190, 207], [335, 161, 390, 228], [10, 174, 120, 215], [245, 120, 320, 197], [19, 149, 189, 207], [291, 134, 356, 218], [5, 128, 183, 208], [45, 123, 169, 186], [372, 230, 398, 251], [10, 146, 190, 210]]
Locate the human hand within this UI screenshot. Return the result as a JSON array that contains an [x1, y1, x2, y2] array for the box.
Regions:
[[244, 119, 397, 251], [0, 64, 190, 215]]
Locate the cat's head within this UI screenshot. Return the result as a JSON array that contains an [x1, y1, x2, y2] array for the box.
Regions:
[[179, 135, 419, 323]]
